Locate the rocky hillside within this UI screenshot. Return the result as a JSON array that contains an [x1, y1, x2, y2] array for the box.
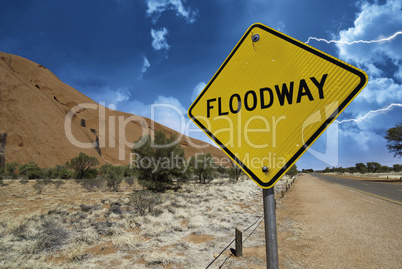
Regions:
[[0, 52, 227, 167]]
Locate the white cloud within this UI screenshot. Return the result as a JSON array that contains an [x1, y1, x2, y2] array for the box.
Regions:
[[151, 28, 170, 50], [190, 81, 206, 101], [358, 77, 402, 105], [93, 87, 131, 110], [336, 0, 402, 71], [121, 94, 213, 145], [146, 0, 197, 24], [138, 56, 151, 79]]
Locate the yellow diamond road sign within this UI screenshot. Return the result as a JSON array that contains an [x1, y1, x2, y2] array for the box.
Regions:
[[188, 23, 368, 189]]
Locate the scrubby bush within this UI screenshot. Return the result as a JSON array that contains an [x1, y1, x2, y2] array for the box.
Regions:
[[128, 190, 161, 216], [19, 162, 42, 179], [27, 169, 42, 179], [58, 165, 73, 179], [34, 218, 70, 253], [6, 162, 18, 178], [52, 180, 65, 189], [81, 177, 106, 192], [33, 181, 44, 194], [99, 164, 124, 191], [286, 164, 298, 176], [189, 153, 215, 184], [67, 152, 99, 179], [133, 130, 186, 192], [122, 165, 135, 177], [105, 167, 123, 192], [125, 176, 136, 187], [20, 178, 29, 184], [228, 166, 242, 181], [41, 167, 57, 179]]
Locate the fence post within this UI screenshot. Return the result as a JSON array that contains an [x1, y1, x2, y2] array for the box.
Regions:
[[235, 227, 243, 257]]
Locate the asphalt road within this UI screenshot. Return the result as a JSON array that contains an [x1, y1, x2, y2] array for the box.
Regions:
[[312, 173, 402, 204]]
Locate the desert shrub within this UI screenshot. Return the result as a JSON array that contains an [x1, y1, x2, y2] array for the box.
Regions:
[[189, 153, 215, 184], [41, 178, 54, 185], [286, 164, 298, 177], [5, 162, 18, 177], [99, 164, 125, 191], [81, 177, 106, 192], [52, 180, 65, 189], [20, 178, 29, 184], [128, 190, 162, 216], [67, 152, 99, 179], [80, 204, 100, 213], [133, 130, 186, 192], [31, 179, 52, 194], [27, 169, 41, 179], [123, 165, 135, 177], [58, 166, 73, 179], [34, 219, 69, 253], [33, 181, 45, 194], [228, 166, 242, 181], [125, 176, 136, 187], [11, 173, 18, 180], [19, 162, 42, 179], [41, 167, 57, 179], [106, 167, 124, 191], [108, 202, 122, 215], [211, 170, 221, 179]]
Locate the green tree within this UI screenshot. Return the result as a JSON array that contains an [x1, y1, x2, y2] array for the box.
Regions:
[[393, 164, 402, 172], [68, 152, 99, 179], [19, 162, 42, 179], [55, 164, 73, 179], [132, 130, 186, 192], [6, 162, 18, 177], [228, 161, 242, 181], [100, 164, 124, 191], [189, 153, 215, 184], [355, 163, 368, 174], [286, 164, 298, 177], [366, 162, 382, 173], [385, 123, 402, 158], [378, 166, 391, 172]]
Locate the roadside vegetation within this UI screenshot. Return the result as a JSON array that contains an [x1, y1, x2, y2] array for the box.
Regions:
[[0, 130, 297, 268], [299, 162, 402, 174]]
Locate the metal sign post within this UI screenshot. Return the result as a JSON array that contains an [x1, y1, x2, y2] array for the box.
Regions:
[[263, 188, 279, 269]]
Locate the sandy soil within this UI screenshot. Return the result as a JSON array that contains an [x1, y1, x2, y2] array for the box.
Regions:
[[218, 173, 402, 268], [276, 174, 401, 268]]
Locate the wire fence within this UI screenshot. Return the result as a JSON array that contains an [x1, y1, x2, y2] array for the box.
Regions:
[[204, 213, 264, 269]]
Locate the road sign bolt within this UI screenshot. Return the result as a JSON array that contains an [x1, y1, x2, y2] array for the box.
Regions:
[[252, 34, 260, 42], [262, 166, 268, 173]]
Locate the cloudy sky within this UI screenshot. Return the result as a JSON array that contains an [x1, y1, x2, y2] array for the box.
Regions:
[[1, 0, 401, 170]]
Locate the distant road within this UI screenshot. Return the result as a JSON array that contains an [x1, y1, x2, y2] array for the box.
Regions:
[[312, 173, 402, 204]]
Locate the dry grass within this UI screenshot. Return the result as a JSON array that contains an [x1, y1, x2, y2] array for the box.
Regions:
[[0, 176, 290, 268]]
